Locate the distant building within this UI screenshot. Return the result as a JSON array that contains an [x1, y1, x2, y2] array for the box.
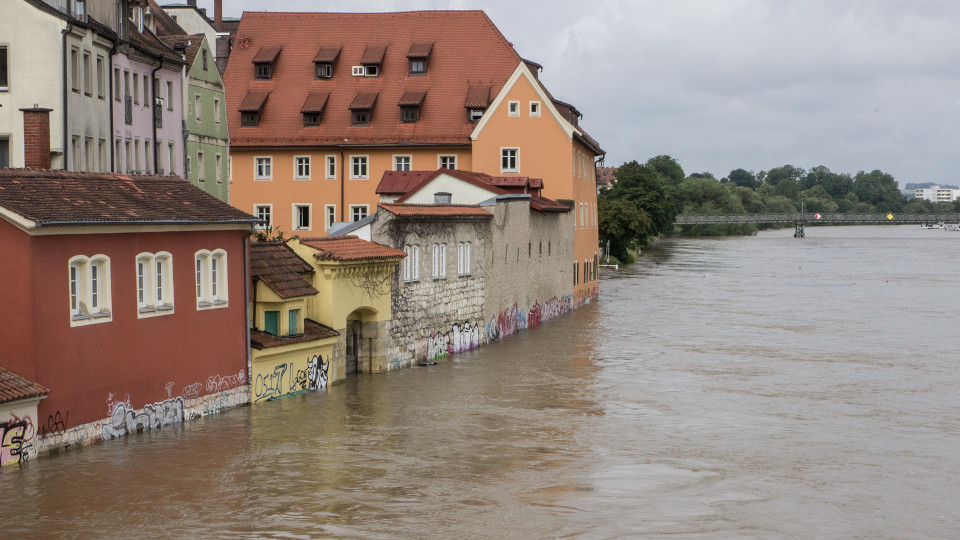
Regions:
[[913, 185, 960, 203], [596, 166, 618, 192]]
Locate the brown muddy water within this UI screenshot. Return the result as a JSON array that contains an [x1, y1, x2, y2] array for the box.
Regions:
[[2, 225, 959, 538]]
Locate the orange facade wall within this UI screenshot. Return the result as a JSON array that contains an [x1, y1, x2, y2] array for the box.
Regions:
[[230, 146, 473, 236], [469, 72, 600, 301]]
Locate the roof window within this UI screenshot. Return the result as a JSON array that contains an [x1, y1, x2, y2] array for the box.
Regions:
[[301, 92, 328, 127], [465, 86, 490, 123], [313, 47, 341, 80], [407, 43, 433, 76], [398, 91, 426, 124], [239, 91, 269, 127], [252, 46, 281, 80], [358, 46, 386, 78], [350, 92, 378, 126]]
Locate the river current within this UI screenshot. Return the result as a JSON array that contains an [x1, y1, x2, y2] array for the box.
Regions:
[[2, 225, 959, 538]]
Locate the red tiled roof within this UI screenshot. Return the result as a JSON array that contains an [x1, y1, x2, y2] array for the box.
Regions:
[[149, 0, 187, 36], [392, 169, 503, 203], [252, 46, 282, 63], [251, 319, 339, 350], [350, 92, 379, 110], [158, 34, 206, 67], [239, 91, 270, 112], [464, 85, 491, 109], [129, 23, 185, 64], [407, 43, 433, 58], [376, 170, 436, 195], [0, 169, 256, 227], [360, 45, 387, 64], [225, 11, 522, 147], [301, 92, 329, 114], [250, 242, 318, 298], [0, 366, 49, 404], [300, 236, 407, 261], [313, 47, 341, 63], [398, 91, 426, 107], [379, 203, 493, 218], [530, 195, 572, 213]]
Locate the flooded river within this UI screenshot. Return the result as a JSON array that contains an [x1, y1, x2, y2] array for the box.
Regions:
[[2, 225, 959, 538]]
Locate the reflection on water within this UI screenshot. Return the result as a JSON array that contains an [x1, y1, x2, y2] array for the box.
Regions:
[[2, 226, 960, 538]]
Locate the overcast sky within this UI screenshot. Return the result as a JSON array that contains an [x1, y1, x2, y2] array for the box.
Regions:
[[203, 0, 960, 186]]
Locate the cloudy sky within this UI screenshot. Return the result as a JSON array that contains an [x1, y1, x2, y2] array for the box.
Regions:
[[202, 0, 960, 186]]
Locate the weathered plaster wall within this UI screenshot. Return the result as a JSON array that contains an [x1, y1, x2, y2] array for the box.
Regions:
[[252, 343, 332, 404], [0, 398, 44, 467]]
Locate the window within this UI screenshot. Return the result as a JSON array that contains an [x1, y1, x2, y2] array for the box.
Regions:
[[136, 252, 174, 317], [202, 48, 208, 71], [168, 142, 175, 174], [215, 153, 222, 183], [303, 112, 320, 126], [254, 204, 271, 229], [96, 56, 104, 98], [364, 65, 379, 77], [255, 156, 272, 180], [195, 249, 228, 308], [350, 205, 368, 222], [530, 101, 540, 116], [294, 204, 311, 230], [83, 51, 91, 95], [431, 243, 446, 280], [186, 155, 190, 175], [325, 155, 336, 179], [288, 309, 301, 335], [394, 155, 411, 171], [255, 63, 272, 80], [316, 63, 332, 79], [458, 242, 471, 276], [264, 310, 279, 335], [0, 137, 7, 167], [241, 111, 260, 127], [352, 109, 370, 126], [166, 81, 173, 110], [68, 255, 112, 326], [0, 46, 8, 90], [409, 59, 426, 76], [197, 150, 205, 182], [573, 262, 579, 286], [401, 106, 419, 123], [325, 205, 336, 230], [295, 156, 310, 179], [143, 74, 149, 106], [508, 101, 519, 116], [403, 245, 420, 283], [214, 98, 221, 124], [71, 48, 80, 92], [468, 108, 484, 123], [501, 148, 518, 173], [114, 67, 120, 100], [132, 72, 138, 104], [439, 155, 456, 170], [352, 66, 364, 76], [350, 155, 368, 179], [123, 69, 130, 99], [194, 94, 201, 121]]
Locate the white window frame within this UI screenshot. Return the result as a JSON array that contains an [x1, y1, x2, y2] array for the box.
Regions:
[[403, 245, 412, 282], [213, 97, 221, 124], [350, 204, 369, 222], [350, 155, 368, 179], [458, 242, 472, 276], [529, 101, 541, 116], [255, 156, 272, 180], [432, 243, 446, 280], [325, 204, 336, 230], [195, 249, 228, 309], [393, 154, 412, 172], [325, 155, 337, 179], [294, 203, 312, 231], [135, 252, 174, 318], [68, 254, 112, 326], [501, 147, 519, 173], [194, 93, 202, 121], [254, 204, 272, 230], [508, 101, 519, 117], [438, 155, 457, 170], [197, 150, 205, 182], [410, 245, 420, 282], [294, 155, 311, 180], [215, 153, 223, 183]]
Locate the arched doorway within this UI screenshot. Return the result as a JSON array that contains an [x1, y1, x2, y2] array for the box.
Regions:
[[344, 307, 378, 375]]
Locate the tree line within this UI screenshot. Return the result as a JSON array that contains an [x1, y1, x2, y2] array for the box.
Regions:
[[598, 156, 956, 264]]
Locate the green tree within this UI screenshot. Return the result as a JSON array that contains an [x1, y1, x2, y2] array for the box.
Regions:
[[728, 168, 760, 189], [645, 155, 685, 184], [598, 198, 651, 263], [854, 170, 904, 212]]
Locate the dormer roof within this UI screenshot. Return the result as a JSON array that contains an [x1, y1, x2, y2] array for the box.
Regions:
[[360, 45, 387, 65], [252, 46, 281, 64]]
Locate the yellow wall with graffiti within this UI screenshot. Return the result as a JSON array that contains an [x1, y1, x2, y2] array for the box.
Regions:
[[0, 398, 43, 466], [251, 338, 336, 404]]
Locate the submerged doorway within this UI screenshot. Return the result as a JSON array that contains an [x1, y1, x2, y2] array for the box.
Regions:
[[345, 319, 362, 375]]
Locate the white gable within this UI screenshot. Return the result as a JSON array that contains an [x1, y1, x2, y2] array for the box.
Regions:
[[401, 172, 500, 205]]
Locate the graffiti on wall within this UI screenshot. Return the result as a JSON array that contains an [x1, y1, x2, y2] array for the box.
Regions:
[[486, 296, 574, 343], [426, 321, 482, 361], [206, 371, 246, 394], [1, 416, 35, 466], [254, 355, 329, 403], [101, 397, 185, 440]]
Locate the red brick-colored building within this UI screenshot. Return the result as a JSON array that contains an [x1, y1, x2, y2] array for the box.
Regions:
[[0, 168, 256, 455]]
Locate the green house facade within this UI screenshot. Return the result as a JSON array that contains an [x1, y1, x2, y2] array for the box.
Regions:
[[161, 34, 229, 202]]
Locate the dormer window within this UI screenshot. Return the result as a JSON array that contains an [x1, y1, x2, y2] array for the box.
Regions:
[[350, 92, 378, 126], [239, 90, 269, 128], [468, 109, 484, 122], [313, 47, 340, 80], [398, 91, 425, 124], [407, 43, 432, 76], [359, 45, 386, 78], [465, 85, 491, 124], [252, 46, 281, 80], [301, 92, 328, 127], [241, 111, 260, 127]]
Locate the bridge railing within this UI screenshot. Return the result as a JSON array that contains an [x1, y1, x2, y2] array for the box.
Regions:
[[674, 213, 960, 225]]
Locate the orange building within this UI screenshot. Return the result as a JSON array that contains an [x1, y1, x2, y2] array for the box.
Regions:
[[224, 10, 604, 302]]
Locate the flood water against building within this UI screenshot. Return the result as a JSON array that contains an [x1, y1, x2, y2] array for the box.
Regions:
[[2, 225, 959, 538]]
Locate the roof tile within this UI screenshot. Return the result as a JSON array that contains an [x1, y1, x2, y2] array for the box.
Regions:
[[252, 46, 281, 63], [350, 92, 379, 110], [407, 43, 433, 58], [251, 319, 339, 349], [250, 242, 319, 298], [301, 92, 329, 114], [313, 47, 342, 63], [379, 203, 493, 218], [360, 45, 387, 64], [0, 366, 49, 404], [239, 91, 270, 112], [300, 236, 407, 261], [398, 90, 426, 107]]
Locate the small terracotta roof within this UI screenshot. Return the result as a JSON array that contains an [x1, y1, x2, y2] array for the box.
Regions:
[[158, 34, 205, 67], [301, 92, 329, 114], [376, 170, 437, 195], [250, 242, 318, 299], [0, 366, 50, 404], [392, 169, 503, 203], [487, 176, 543, 190], [464, 85, 491, 108], [239, 91, 270, 112], [379, 204, 493, 218], [360, 45, 387, 64], [407, 43, 433, 58], [398, 91, 426, 107], [313, 47, 342, 63], [529, 195, 571, 213], [0, 169, 256, 227], [252, 46, 282, 63], [350, 92, 378, 110], [251, 319, 339, 350], [300, 236, 406, 261]]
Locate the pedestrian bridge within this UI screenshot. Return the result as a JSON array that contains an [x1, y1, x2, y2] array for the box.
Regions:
[[674, 213, 960, 237]]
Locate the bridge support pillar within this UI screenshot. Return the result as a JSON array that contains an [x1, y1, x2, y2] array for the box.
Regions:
[[794, 221, 805, 238]]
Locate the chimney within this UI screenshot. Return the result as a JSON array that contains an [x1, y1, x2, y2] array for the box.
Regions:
[[20, 106, 53, 169], [187, 0, 197, 6], [214, 0, 222, 31]]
